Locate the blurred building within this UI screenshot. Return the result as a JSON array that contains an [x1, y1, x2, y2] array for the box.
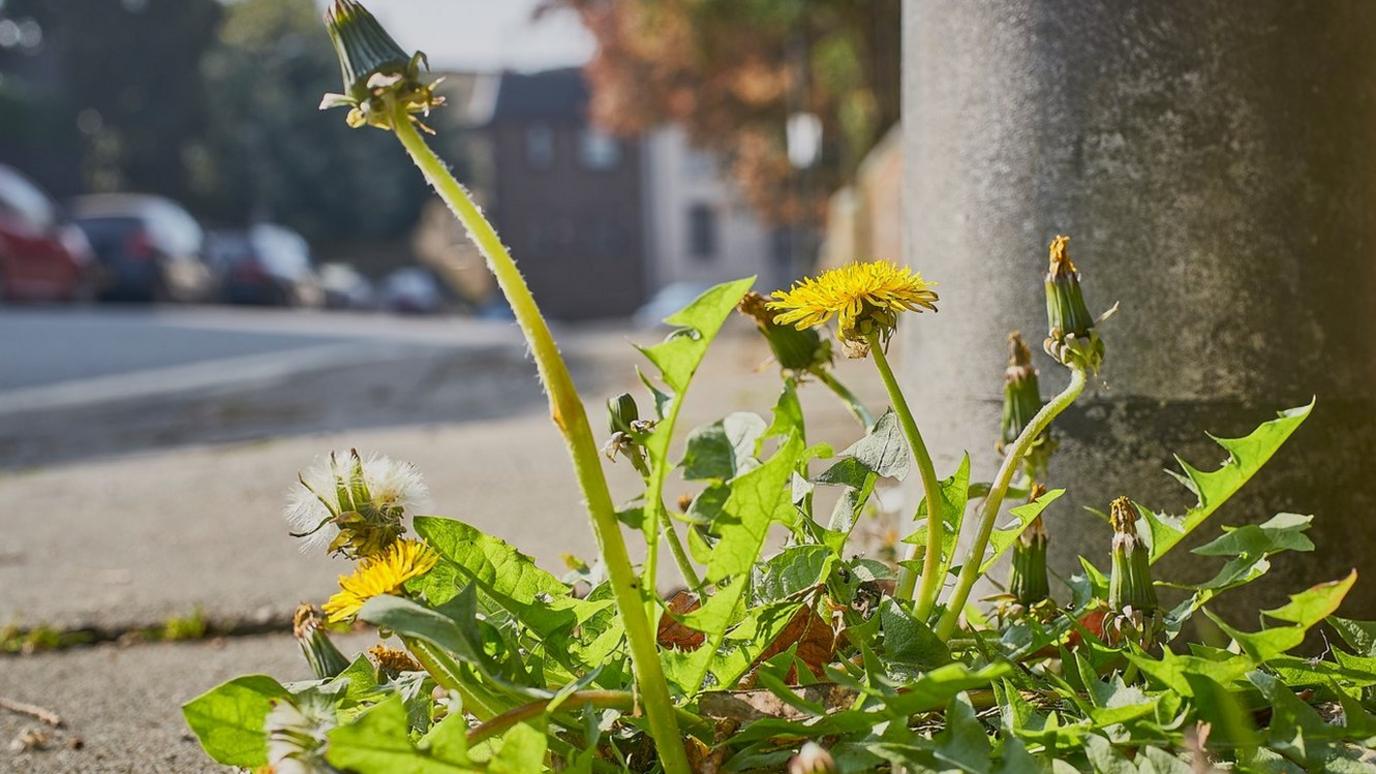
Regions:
[[432, 67, 779, 321], [819, 125, 903, 271], [640, 125, 781, 296], [484, 68, 647, 320]]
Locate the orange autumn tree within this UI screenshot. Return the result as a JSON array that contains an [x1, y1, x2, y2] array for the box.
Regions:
[[547, 0, 900, 223]]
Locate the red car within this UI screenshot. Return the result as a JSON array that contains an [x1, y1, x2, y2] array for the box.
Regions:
[[0, 165, 94, 302]]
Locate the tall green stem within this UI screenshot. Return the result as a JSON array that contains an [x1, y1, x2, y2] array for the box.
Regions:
[[659, 507, 703, 592], [936, 364, 1086, 640], [810, 366, 875, 429], [865, 332, 944, 616], [390, 105, 690, 774]]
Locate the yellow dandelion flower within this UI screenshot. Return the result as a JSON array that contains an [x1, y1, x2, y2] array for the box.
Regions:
[[322, 539, 438, 622], [767, 261, 937, 353]]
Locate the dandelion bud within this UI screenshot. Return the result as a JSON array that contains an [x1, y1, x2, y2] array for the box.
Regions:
[[1009, 485, 1051, 608], [1108, 497, 1157, 614], [320, 0, 444, 132], [738, 292, 832, 372], [998, 331, 1056, 476], [1042, 235, 1106, 372], [292, 604, 350, 680], [607, 392, 641, 436], [789, 741, 837, 774]]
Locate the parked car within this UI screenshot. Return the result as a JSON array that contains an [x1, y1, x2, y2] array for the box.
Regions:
[[632, 282, 710, 328], [379, 267, 444, 314], [70, 193, 213, 302], [0, 165, 96, 302], [209, 224, 323, 308], [317, 262, 376, 310]]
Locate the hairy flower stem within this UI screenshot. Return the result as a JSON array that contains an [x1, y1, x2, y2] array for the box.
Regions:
[[661, 509, 703, 590], [936, 364, 1087, 640], [810, 366, 875, 429], [390, 103, 691, 774], [865, 332, 944, 615], [404, 637, 498, 720]]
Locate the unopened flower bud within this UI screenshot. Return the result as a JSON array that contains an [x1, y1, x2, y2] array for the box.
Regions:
[[738, 292, 832, 372], [320, 0, 445, 132], [1009, 485, 1051, 608], [1042, 235, 1107, 372], [1108, 497, 1157, 614], [998, 331, 1057, 476], [293, 604, 350, 680], [607, 392, 641, 436], [789, 741, 837, 774]]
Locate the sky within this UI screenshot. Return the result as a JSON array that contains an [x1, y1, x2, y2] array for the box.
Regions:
[[316, 0, 595, 73]]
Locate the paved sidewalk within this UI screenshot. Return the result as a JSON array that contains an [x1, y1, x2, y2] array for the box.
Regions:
[[0, 632, 372, 773], [0, 325, 894, 771]]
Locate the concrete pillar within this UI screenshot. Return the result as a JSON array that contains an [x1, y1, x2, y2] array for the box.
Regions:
[[901, 1, 1376, 617]]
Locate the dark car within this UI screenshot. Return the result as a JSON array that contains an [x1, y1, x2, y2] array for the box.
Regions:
[[70, 194, 213, 302], [0, 165, 95, 302], [380, 267, 445, 315], [209, 224, 322, 307]]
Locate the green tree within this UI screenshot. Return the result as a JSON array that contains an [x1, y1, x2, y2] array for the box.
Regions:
[[554, 0, 901, 224], [195, 0, 426, 240]]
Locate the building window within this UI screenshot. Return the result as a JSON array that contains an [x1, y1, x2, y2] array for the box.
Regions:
[[525, 123, 554, 169], [688, 204, 717, 261], [579, 128, 620, 169]]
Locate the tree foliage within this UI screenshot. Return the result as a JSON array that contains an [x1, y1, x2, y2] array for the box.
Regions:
[[552, 0, 901, 223]]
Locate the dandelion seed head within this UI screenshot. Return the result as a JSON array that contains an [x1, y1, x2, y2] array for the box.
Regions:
[[283, 450, 429, 554]]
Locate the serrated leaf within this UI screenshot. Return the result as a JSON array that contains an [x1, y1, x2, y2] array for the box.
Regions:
[[902, 454, 972, 584], [637, 277, 754, 393], [418, 713, 471, 767], [636, 278, 755, 591], [1192, 512, 1314, 558], [994, 737, 1039, 774], [412, 517, 605, 651], [680, 412, 767, 480], [357, 595, 547, 699], [664, 434, 804, 693], [1329, 617, 1376, 657], [1200, 575, 1356, 666], [879, 597, 951, 670], [489, 721, 547, 774], [1263, 571, 1357, 627], [1182, 673, 1260, 758], [933, 693, 992, 773], [1125, 647, 1252, 696], [330, 654, 384, 706], [1138, 746, 1193, 774], [328, 695, 479, 773], [1140, 401, 1312, 563], [763, 377, 806, 442], [754, 545, 833, 604], [837, 408, 910, 481], [1083, 734, 1135, 774], [980, 487, 1065, 574], [182, 675, 290, 767]]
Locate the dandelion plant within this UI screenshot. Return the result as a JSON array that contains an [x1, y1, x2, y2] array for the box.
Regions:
[[182, 3, 1376, 771]]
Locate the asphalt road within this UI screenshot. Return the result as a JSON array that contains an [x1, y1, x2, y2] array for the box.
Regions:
[[0, 306, 566, 468]]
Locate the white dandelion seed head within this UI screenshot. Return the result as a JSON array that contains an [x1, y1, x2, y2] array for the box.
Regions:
[[283, 450, 429, 554], [361, 455, 430, 516], [265, 700, 332, 774]]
